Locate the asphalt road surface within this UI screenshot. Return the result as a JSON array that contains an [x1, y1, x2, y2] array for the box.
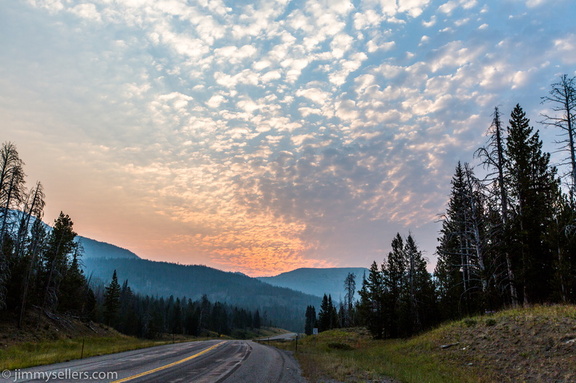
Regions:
[[2, 340, 306, 383]]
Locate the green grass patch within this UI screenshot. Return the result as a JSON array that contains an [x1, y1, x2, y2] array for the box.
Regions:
[[0, 335, 169, 370]]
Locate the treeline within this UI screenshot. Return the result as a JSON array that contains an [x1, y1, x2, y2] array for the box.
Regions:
[[96, 270, 262, 339], [305, 234, 436, 339], [0, 142, 264, 338], [435, 100, 576, 317], [0, 142, 93, 326], [304, 271, 359, 335], [310, 75, 576, 339]]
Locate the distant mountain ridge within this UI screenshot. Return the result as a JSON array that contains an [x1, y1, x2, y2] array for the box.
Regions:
[[82, 257, 320, 331], [258, 267, 369, 301], [5, 209, 139, 261], [72, 231, 365, 330], [77, 236, 140, 260]]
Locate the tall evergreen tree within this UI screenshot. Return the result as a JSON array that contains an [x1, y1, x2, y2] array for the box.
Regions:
[[385, 233, 405, 337], [358, 262, 386, 338], [476, 107, 518, 306], [505, 104, 560, 304], [41, 212, 78, 311], [435, 163, 490, 318], [18, 218, 46, 326], [253, 309, 261, 329], [304, 305, 316, 335], [58, 249, 90, 315], [403, 234, 436, 335], [0, 142, 25, 309], [318, 294, 331, 332], [103, 270, 121, 326], [343, 272, 356, 327]]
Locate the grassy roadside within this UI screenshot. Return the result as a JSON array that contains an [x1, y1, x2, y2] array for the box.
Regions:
[[273, 305, 576, 383], [0, 307, 288, 371], [1, 329, 287, 370], [0, 335, 169, 370], [1, 327, 288, 371]]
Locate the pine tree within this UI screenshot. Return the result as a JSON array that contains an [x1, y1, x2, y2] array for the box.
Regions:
[[358, 262, 385, 338], [328, 295, 339, 329], [476, 108, 518, 306], [343, 272, 356, 327], [435, 163, 489, 318], [404, 234, 436, 335], [318, 294, 331, 332], [41, 212, 78, 311], [0, 142, 25, 310], [18, 218, 46, 327], [304, 305, 316, 335], [58, 249, 90, 315], [505, 104, 560, 304], [103, 270, 121, 326], [385, 233, 405, 337], [253, 309, 261, 329]]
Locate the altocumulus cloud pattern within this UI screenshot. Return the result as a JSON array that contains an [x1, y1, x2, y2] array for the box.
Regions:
[[1, 0, 575, 275]]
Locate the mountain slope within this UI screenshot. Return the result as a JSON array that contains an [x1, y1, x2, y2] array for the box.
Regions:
[[82, 257, 321, 331], [77, 236, 139, 259], [258, 267, 369, 301]]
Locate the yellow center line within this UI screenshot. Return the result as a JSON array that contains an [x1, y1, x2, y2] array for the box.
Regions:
[[110, 341, 226, 383]]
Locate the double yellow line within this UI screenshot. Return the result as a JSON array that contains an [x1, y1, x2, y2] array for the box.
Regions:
[[111, 341, 226, 383]]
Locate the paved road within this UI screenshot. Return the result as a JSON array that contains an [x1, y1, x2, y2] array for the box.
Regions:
[[1, 340, 306, 383]]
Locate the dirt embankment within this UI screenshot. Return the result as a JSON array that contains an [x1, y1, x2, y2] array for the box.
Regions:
[[0, 309, 119, 349], [436, 306, 576, 382]]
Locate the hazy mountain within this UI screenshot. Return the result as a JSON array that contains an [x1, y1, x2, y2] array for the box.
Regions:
[[258, 267, 369, 301], [82, 257, 320, 331], [7, 209, 139, 260], [77, 236, 140, 260]]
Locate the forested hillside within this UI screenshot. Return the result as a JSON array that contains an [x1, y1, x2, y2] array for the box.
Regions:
[[84, 257, 320, 331]]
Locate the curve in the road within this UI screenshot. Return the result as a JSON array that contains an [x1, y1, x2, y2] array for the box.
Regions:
[[111, 341, 225, 383], [4, 339, 305, 383]]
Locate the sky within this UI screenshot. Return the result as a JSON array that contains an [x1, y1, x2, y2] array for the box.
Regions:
[[1, 0, 575, 277]]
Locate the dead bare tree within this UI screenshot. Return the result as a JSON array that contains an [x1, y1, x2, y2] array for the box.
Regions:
[[540, 74, 576, 199]]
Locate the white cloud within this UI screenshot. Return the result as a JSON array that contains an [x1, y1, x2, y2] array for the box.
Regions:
[[206, 94, 226, 108], [398, 0, 430, 18], [296, 87, 331, 105], [525, 0, 546, 7], [552, 34, 576, 65], [438, 1, 458, 14], [70, 3, 101, 22]]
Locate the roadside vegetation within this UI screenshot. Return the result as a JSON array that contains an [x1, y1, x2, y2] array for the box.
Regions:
[[276, 305, 576, 383], [0, 306, 286, 370], [0, 336, 166, 370]]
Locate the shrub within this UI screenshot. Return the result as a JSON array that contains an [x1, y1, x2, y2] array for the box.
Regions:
[[485, 319, 497, 327], [327, 342, 354, 351]]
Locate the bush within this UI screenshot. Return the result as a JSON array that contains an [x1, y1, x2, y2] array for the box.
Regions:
[[327, 342, 354, 351], [485, 319, 497, 327]]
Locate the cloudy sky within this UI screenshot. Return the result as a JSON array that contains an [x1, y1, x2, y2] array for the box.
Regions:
[[1, 0, 574, 276]]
